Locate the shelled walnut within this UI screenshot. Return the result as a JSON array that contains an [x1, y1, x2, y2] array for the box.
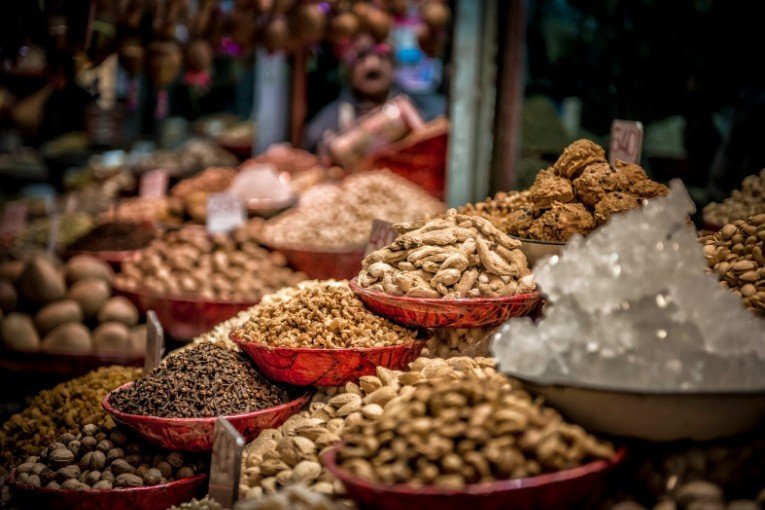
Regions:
[[358, 210, 535, 298]]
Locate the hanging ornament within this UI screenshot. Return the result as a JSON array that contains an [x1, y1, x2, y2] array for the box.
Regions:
[[327, 11, 360, 45], [420, 1, 451, 31], [290, 3, 327, 46], [118, 37, 145, 110], [147, 40, 183, 119], [363, 6, 392, 42], [184, 39, 214, 92], [262, 15, 290, 53]]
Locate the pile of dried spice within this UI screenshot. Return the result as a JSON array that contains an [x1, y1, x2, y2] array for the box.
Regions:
[[68, 221, 157, 252], [108, 344, 288, 418]]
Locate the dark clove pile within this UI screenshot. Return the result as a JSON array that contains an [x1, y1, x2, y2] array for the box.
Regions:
[[109, 343, 287, 418]]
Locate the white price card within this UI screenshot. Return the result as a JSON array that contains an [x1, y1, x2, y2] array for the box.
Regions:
[[206, 192, 245, 234], [139, 169, 169, 198], [208, 417, 245, 509], [365, 219, 397, 257], [0, 201, 28, 239], [144, 310, 165, 371], [609, 120, 644, 165]]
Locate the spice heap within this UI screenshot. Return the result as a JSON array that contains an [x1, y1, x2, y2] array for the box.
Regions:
[[236, 280, 419, 349], [68, 221, 157, 252], [0, 366, 141, 473], [239, 356, 501, 500], [701, 215, 765, 315], [13, 424, 205, 490], [358, 210, 536, 298], [106, 197, 176, 224], [260, 170, 443, 249], [109, 343, 287, 418], [115, 224, 305, 301], [170, 167, 237, 223], [0, 255, 146, 353], [460, 139, 668, 242], [338, 372, 614, 489], [13, 213, 94, 253], [703, 169, 765, 225]]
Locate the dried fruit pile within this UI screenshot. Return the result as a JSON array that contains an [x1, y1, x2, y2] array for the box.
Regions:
[[239, 357, 501, 500], [0, 366, 141, 474], [338, 371, 614, 489], [12, 424, 205, 490], [703, 169, 765, 225], [109, 344, 287, 418], [115, 224, 305, 301], [260, 170, 443, 249], [236, 280, 419, 349], [701, 214, 765, 315], [0, 255, 146, 353], [358, 211, 535, 298], [68, 221, 157, 252], [460, 139, 668, 242]]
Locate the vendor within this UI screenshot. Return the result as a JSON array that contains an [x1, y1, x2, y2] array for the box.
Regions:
[[302, 33, 444, 152]]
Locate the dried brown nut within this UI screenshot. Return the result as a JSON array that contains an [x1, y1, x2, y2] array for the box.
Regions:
[[175, 466, 195, 479], [110, 459, 135, 475], [142, 468, 162, 485], [92, 480, 113, 490], [594, 192, 640, 226], [49, 448, 75, 468], [553, 139, 607, 179], [115, 473, 143, 487]]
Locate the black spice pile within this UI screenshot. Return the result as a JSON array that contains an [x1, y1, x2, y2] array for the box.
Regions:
[[68, 222, 156, 252], [109, 344, 287, 418]]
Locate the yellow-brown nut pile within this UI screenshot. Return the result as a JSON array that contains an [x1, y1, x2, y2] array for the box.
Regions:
[[461, 139, 668, 242], [115, 224, 305, 301], [358, 210, 535, 298], [703, 169, 765, 225], [260, 170, 443, 249], [338, 371, 615, 489], [423, 327, 495, 359], [234, 485, 342, 510], [700, 214, 765, 315], [170, 167, 238, 223], [236, 280, 419, 348], [239, 356, 502, 500], [0, 365, 141, 473]]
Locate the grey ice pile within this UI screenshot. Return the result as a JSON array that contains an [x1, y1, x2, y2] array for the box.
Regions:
[[493, 180, 765, 391]]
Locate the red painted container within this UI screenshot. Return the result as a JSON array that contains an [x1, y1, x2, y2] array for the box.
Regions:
[[230, 330, 425, 386], [113, 284, 257, 342], [102, 383, 310, 452], [322, 445, 626, 510], [348, 278, 542, 328], [260, 241, 366, 280], [8, 469, 206, 510]]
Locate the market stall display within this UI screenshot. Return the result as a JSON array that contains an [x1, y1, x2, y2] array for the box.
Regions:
[[0, 255, 146, 357], [10, 212, 94, 255], [114, 224, 305, 340], [0, 365, 141, 474], [260, 170, 443, 279], [66, 221, 159, 268], [701, 214, 765, 315], [703, 169, 765, 228], [103, 344, 308, 451], [231, 280, 426, 386], [494, 181, 765, 440], [129, 139, 238, 179]]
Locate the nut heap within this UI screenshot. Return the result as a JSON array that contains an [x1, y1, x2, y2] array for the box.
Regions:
[[115, 224, 305, 301], [13, 424, 205, 490], [0, 256, 146, 354], [700, 214, 765, 315], [460, 139, 668, 242], [239, 356, 502, 500], [234, 484, 342, 510], [338, 373, 614, 489], [130, 139, 237, 179], [0, 366, 141, 474], [703, 169, 765, 225], [423, 327, 495, 359], [168, 496, 224, 510], [109, 343, 287, 418], [236, 280, 420, 349], [68, 221, 157, 252], [260, 170, 443, 249], [358, 210, 535, 298], [170, 167, 238, 223]]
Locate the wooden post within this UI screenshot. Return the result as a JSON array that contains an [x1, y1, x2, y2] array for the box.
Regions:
[[290, 47, 308, 147]]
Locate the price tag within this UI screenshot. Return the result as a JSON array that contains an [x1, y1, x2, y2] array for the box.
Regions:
[[144, 310, 165, 371], [139, 170, 169, 198], [0, 201, 28, 239], [208, 417, 245, 509], [609, 120, 644, 165], [206, 192, 245, 234], [365, 219, 397, 257]]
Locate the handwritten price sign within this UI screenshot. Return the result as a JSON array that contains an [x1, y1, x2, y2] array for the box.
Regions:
[[139, 170, 169, 198], [365, 219, 397, 256], [208, 418, 245, 508], [206, 192, 245, 234], [609, 120, 644, 165], [0, 201, 28, 239]]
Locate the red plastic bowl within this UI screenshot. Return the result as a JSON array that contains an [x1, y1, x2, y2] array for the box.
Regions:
[[348, 278, 542, 328], [260, 239, 366, 280], [8, 469, 206, 510], [102, 383, 310, 452], [113, 284, 258, 342], [0, 345, 142, 377], [323, 444, 626, 510], [230, 330, 425, 386]]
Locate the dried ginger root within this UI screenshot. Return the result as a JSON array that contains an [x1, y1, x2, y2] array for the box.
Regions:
[[359, 210, 535, 298]]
